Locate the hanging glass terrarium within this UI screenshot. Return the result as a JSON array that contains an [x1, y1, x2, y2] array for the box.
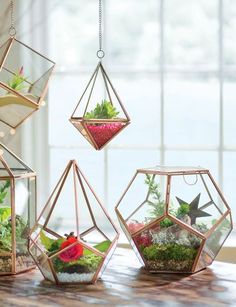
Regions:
[[115, 166, 233, 274], [0, 142, 36, 275], [29, 160, 119, 285], [70, 0, 130, 150], [0, 1, 55, 129]]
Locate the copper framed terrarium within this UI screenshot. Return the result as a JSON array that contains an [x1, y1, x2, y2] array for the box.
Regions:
[[29, 160, 119, 285], [70, 0, 130, 150], [70, 62, 130, 150], [0, 36, 55, 129], [115, 166, 233, 274], [0, 142, 36, 275]]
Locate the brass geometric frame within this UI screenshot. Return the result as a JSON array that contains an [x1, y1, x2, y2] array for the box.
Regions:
[[115, 166, 233, 274], [0, 37, 55, 129], [0, 142, 37, 275], [70, 62, 130, 150], [29, 160, 119, 285]]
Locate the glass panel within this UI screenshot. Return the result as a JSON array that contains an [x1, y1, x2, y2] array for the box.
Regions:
[[165, 0, 218, 68], [15, 177, 36, 273], [201, 214, 232, 266], [108, 149, 160, 217], [29, 240, 55, 282], [117, 215, 144, 266], [116, 172, 167, 227], [0, 143, 33, 175], [168, 173, 228, 234], [133, 220, 202, 272], [0, 179, 12, 255]]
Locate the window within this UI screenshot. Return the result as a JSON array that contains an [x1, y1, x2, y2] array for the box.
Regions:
[[22, 0, 236, 225]]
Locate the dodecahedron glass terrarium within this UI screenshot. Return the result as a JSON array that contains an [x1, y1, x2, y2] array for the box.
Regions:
[[70, 62, 130, 150], [0, 142, 36, 275], [115, 166, 233, 273], [29, 160, 119, 285], [0, 37, 55, 128]]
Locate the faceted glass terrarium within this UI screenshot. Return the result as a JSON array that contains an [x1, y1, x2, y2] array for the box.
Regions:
[[0, 37, 55, 128], [0, 142, 36, 275], [29, 160, 119, 285], [70, 62, 130, 150], [115, 166, 233, 273]]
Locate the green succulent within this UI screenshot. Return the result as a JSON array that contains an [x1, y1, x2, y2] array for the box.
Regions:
[[7, 67, 28, 92], [85, 99, 119, 119]]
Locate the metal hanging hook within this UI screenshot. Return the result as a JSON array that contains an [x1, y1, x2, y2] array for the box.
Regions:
[[97, 0, 105, 59], [9, 0, 16, 37], [183, 174, 198, 186]]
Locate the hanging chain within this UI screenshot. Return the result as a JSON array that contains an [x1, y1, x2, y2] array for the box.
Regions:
[[97, 0, 105, 59], [9, 0, 16, 37]]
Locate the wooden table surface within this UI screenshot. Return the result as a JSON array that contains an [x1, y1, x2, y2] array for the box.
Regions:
[[0, 248, 236, 307]]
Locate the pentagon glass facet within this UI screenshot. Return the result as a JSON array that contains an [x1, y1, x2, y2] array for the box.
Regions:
[[115, 166, 233, 274], [0, 37, 55, 128], [29, 160, 119, 285], [70, 62, 130, 150], [0, 142, 36, 275]]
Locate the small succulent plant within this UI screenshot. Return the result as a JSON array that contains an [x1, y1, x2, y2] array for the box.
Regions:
[[7, 66, 28, 92], [85, 99, 119, 119]]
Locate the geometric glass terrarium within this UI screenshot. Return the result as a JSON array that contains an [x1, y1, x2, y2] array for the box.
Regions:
[[115, 166, 233, 274], [0, 142, 36, 275], [29, 160, 119, 285], [70, 62, 130, 150], [0, 37, 55, 128]]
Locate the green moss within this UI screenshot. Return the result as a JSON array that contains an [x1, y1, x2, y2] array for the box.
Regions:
[[53, 254, 102, 273], [143, 243, 198, 262], [160, 218, 174, 228]]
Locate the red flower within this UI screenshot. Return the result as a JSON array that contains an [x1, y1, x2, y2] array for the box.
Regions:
[[59, 237, 83, 262], [134, 233, 152, 247]]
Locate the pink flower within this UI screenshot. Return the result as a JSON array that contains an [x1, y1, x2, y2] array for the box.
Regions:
[[128, 222, 144, 233], [19, 66, 24, 76]]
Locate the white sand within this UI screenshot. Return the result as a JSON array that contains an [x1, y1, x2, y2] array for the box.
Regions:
[[41, 268, 95, 283]]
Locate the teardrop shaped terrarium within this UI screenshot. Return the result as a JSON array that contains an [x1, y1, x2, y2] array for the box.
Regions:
[[0, 142, 36, 275], [70, 62, 130, 150], [0, 37, 55, 129], [29, 160, 119, 285]]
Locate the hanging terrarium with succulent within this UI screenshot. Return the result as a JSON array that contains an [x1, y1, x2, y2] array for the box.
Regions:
[[0, 142, 36, 275], [115, 166, 233, 273], [29, 160, 119, 285], [0, 0, 55, 130], [70, 0, 130, 150]]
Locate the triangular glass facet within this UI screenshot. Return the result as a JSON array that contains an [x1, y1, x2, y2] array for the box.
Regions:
[[0, 142, 34, 176]]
